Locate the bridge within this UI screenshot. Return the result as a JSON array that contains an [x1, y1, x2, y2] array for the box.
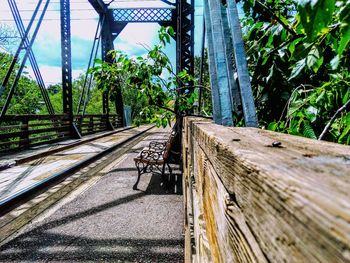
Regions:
[[0, 0, 349, 262]]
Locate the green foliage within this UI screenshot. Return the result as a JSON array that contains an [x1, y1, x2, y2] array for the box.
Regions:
[[240, 0, 350, 144], [89, 26, 194, 127], [0, 52, 43, 114], [194, 49, 212, 116]]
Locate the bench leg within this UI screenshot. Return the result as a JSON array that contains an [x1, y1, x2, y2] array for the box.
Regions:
[[161, 162, 169, 189], [133, 163, 142, 190], [167, 162, 172, 175]]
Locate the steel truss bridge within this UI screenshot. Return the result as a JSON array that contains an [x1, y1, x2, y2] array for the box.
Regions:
[[0, 0, 257, 153]]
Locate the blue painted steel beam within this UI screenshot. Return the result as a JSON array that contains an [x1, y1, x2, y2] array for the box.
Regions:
[[226, 0, 258, 127], [88, 0, 108, 14], [203, 0, 222, 124], [205, 0, 233, 126], [221, 5, 241, 115], [0, 0, 50, 122]]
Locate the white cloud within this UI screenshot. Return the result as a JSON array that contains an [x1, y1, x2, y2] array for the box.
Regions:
[[26, 65, 83, 86], [117, 23, 159, 47], [1, 1, 177, 85]]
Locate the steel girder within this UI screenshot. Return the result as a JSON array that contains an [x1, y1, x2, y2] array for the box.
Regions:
[[203, 0, 258, 127], [112, 8, 175, 23], [176, 0, 194, 78], [60, 0, 81, 137]]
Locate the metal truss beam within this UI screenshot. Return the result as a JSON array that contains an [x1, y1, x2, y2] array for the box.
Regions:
[[0, 0, 50, 122], [88, 0, 108, 14], [101, 12, 124, 128], [9, 0, 55, 116], [176, 0, 194, 78], [112, 8, 175, 23], [227, 0, 258, 127]]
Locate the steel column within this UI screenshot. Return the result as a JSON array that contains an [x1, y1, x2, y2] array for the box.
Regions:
[[176, 0, 194, 78], [198, 17, 205, 114], [60, 0, 81, 138], [203, 0, 221, 123], [221, 4, 241, 115], [226, 0, 258, 127], [101, 12, 123, 128], [205, 0, 233, 126]]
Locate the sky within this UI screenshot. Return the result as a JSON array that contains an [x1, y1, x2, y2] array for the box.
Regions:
[[0, 0, 205, 86]]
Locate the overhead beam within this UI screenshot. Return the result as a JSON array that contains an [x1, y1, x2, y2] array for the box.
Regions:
[[88, 0, 108, 14], [112, 8, 175, 23]]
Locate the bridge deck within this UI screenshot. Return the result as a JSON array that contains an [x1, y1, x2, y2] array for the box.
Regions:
[[0, 126, 152, 206], [0, 127, 184, 262]]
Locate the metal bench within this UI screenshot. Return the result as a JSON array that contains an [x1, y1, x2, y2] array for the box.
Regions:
[[133, 132, 176, 190]]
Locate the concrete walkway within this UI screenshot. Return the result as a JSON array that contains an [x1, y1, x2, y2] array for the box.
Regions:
[[0, 128, 184, 262]]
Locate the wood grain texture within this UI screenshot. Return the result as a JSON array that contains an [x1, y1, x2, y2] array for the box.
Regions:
[[183, 117, 350, 263]]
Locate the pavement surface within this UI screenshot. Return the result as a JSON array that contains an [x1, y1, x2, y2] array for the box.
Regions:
[[0, 126, 150, 206], [0, 128, 184, 262]]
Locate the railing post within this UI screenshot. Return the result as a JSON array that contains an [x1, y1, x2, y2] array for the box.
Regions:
[[19, 118, 29, 149], [89, 116, 94, 134]]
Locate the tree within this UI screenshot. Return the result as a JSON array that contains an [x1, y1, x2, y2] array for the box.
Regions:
[[0, 23, 18, 51], [90, 26, 195, 128], [194, 49, 212, 116], [0, 52, 43, 115], [240, 0, 350, 144]]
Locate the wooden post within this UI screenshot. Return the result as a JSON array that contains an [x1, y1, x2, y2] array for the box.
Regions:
[[19, 118, 29, 149]]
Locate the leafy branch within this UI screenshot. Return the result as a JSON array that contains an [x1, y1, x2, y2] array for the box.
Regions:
[[318, 98, 350, 140]]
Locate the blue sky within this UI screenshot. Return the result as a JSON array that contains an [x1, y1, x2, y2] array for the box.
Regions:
[[0, 0, 204, 86]]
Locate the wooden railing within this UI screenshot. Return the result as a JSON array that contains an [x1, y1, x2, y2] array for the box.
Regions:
[[74, 114, 122, 136], [182, 117, 350, 263], [0, 114, 122, 153], [0, 114, 69, 153]]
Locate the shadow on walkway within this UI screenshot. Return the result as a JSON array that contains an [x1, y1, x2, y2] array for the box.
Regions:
[[0, 128, 184, 262], [0, 171, 183, 262]]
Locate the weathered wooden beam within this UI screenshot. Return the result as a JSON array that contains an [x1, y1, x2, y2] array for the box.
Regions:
[[183, 117, 350, 262]]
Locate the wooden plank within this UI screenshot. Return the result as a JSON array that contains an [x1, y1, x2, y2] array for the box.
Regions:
[[1, 114, 66, 121], [193, 140, 268, 262], [184, 117, 350, 262]]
